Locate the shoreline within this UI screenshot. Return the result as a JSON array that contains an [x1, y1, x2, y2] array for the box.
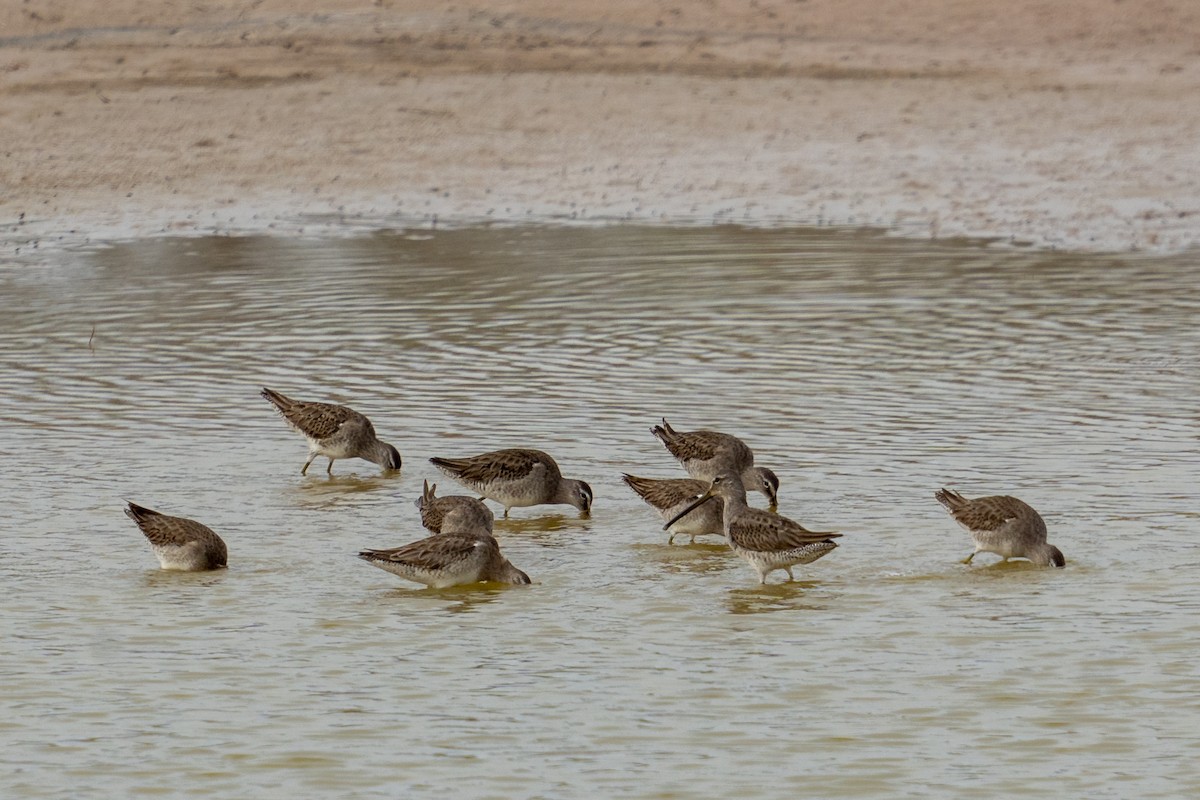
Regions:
[[3, 2, 1199, 257], [7, 202, 1190, 261]]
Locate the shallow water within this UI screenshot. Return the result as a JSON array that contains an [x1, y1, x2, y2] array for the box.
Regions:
[[1, 225, 1198, 798]]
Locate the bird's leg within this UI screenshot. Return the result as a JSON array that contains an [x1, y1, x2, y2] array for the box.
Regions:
[[667, 531, 678, 545], [503, 507, 510, 518], [784, 567, 795, 582], [301, 455, 316, 475], [326, 458, 335, 475], [961, 552, 976, 565]]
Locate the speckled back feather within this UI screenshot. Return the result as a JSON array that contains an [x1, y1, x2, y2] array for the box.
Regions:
[[727, 507, 840, 553], [651, 418, 752, 465], [416, 480, 495, 534], [260, 386, 370, 441], [935, 489, 1034, 532], [124, 502, 228, 569], [430, 449, 560, 484], [360, 531, 495, 572], [622, 474, 709, 510]]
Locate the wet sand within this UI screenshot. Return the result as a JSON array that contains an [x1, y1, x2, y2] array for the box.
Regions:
[[3, 1, 1199, 253]]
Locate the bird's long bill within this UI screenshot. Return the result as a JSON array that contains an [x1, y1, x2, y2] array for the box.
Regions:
[[663, 491, 715, 531]]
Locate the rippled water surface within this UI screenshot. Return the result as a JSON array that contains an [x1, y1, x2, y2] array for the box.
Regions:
[[2, 226, 1198, 798]]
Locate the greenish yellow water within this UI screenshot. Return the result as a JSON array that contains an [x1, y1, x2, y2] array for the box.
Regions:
[[1, 226, 1198, 798]]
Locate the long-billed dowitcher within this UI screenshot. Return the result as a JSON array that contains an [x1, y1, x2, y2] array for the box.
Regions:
[[651, 418, 780, 506], [260, 387, 402, 475], [665, 472, 839, 584], [622, 473, 724, 544], [414, 479, 495, 534], [124, 502, 228, 571], [357, 527, 531, 588], [429, 449, 592, 517], [935, 488, 1065, 567]]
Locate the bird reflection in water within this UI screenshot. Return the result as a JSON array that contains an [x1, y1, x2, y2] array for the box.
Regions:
[[725, 580, 830, 616]]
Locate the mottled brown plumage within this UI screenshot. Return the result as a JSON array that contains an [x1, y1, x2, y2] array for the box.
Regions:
[[935, 488, 1065, 567], [415, 479, 495, 534], [653, 420, 751, 463], [261, 387, 401, 475], [666, 472, 839, 583], [429, 448, 592, 516], [124, 502, 228, 571], [357, 527, 530, 588], [622, 473, 724, 544], [650, 418, 780, 506]]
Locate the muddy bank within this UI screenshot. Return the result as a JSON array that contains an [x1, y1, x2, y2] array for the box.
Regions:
[[2, 1, 1198, 254]]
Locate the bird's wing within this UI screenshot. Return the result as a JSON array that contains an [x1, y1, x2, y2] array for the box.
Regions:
[[360, 532, 495, 571], [728, 508, 840, 552]]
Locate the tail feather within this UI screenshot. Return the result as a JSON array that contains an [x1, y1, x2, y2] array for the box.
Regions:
[[260, 386, 294, 413], [124, 501, 160, 524], [621, 473, 653, 499], [935, 488, 968, 512], [650, 418, 675, 445], [797, 530, 841, 541], [429, 456, 467, 475]]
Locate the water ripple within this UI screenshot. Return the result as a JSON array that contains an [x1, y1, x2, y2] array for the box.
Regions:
[[1, 226, 1199, 798]]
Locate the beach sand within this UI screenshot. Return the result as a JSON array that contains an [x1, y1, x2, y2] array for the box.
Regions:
[[3, 1, 1198, 253]]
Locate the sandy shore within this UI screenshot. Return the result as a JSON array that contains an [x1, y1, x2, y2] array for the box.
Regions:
[[3, 1, 1199, 254]]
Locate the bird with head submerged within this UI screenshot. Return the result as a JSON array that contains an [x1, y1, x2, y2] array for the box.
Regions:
[[357, 525, 531, 588], [935, 488, 1065, 568], [414, 479, 495, 534], [124, 501, 228, 571]]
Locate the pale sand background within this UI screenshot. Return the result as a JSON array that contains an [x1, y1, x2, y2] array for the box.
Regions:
[[3, 1, 1199, 252]]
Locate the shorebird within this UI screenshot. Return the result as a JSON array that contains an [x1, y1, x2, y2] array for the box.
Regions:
[[935, 488, 1065, 567], [414, 479, 495, 534], [124, 502, 228, 571], [650, 418, 779, 506], [622, 473, 724, 544], [665, 471, 839, 584], [260, 387, 401, 475], [429, 449, 592, 517], [357, 527, 531, 588]]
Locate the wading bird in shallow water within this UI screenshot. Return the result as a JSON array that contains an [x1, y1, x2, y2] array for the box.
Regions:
[[357, 526, 530, 588], [429, 448, 591, 517], [666, 472, 839, 584], [124, 502, 228, 571], [414, 479, 495, 535], [650, 418, 780, 507], [260, 387, 402, 475], [622, 473, 724, 544], [935, 488, 1065, 568]]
